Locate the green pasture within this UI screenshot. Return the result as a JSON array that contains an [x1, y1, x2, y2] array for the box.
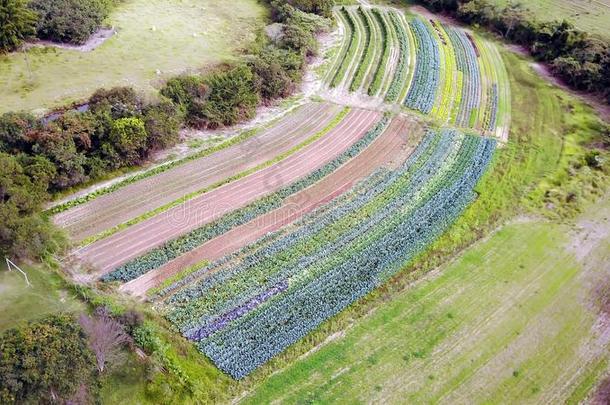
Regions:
[[492, 0, 610, 38], [0, 263, 84, 332], [0, 0, 266, 113]]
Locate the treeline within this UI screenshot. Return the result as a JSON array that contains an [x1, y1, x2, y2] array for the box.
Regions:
[[0, 0, 332, 260], [0, 0, 121, 51], [411, 0, 610, 103]]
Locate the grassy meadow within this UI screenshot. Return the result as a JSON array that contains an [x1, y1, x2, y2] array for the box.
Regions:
[[492, 0, 610, 38], [0, 0, 267, 113]]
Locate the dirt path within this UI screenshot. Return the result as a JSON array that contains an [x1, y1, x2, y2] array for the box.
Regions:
[[55, 103, 342, 242], [75, 109, 382, 274], [120, 115, 421, 296]]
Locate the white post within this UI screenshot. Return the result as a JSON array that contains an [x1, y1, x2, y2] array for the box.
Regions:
[[5, 258, 31, 287]]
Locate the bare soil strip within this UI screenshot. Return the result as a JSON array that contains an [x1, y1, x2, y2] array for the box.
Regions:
[[120, 115, 420, 296], [76, 109, 382, 274], [55, 102, 342, 242]]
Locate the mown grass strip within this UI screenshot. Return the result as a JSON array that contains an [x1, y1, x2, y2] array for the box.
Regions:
[[79, 107, 351, 248]]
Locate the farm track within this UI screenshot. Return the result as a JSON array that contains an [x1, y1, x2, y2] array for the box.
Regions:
[[54, 102, 342, 242], [120, 116, 420, 297], [77, 109, 382, 275]]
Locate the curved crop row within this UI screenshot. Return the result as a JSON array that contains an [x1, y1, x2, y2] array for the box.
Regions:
[[327, 8, 509, 139], [385, 11, 411, 103], [404, 17, 440, 114], [158, 128, 496, 378], [102, 116, 390, 283], [330, 8, 360, 88], [349, 7, 373, 92], [367, 8, 390, 96]]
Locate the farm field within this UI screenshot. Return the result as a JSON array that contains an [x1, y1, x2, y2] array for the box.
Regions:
[[20, 0, 607, 400], [325, 6, 511, 141], [77, 109, 382, 276], [492, 0, 610, 39], [0, 0, 266, 113], [53, 102, 344, 243], [241, 196, 610, 403], [120, 115, 421, 297]]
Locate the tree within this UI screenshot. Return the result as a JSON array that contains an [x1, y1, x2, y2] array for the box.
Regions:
[[28, 0, 115, 44], [79, 308, 130, 373], [143, 99, 184, 150], [109, 116, 148, 164], [0, 0, 37, 52], [0, 315, 96, 403], [201, 65, 260, 128]]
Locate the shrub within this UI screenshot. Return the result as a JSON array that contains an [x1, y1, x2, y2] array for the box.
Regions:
[[144, 99, 184, 150], [109, 117, 148, 165], [89, 86, 143, 120], [28, 0, 117, 44], [250, 46, 304, 101], [0, 0, 37, 52], [0, 315, 97, 403], [0, 111, 37, 153], [160, 75, 208, 126]]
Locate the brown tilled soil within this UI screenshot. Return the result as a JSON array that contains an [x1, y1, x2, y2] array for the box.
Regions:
[[76, 108, 382, 274], [120, 115, 421, 296], [55, 102, 342, 242]]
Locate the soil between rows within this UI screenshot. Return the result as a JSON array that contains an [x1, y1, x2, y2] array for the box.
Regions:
[[121, 115, 422, 296], [76, 108, 382, 275], [55, 102, 342, 242]]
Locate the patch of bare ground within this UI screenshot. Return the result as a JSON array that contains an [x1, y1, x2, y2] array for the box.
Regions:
[[25, 27, 116, 52]]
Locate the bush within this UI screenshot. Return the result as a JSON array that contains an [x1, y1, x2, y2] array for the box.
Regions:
[[201, 65, 259, 128], [0, 0, 38, 52], [250, 46, 304, 101], [110, 117, 148, 165], [144, 99, 184, 150], [0, 315, 97, 403], [160, 75, 208, 126], [89, 86, 143, 120], [28, 0, 117, 44], [0, 112, 37, 153]]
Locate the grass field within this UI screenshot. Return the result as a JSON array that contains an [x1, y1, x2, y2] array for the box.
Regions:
[[242, 196, 610, 403], [0, 263, 84, 332], [492, 0, 610, 38], [0, 0, 266, 113]]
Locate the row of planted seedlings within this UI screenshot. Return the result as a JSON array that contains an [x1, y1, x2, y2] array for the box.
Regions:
[[429, 19, 459, 124], [101, 116, 391, 283], [367, 7, 391, 97], [349, 7, 374, 92], [327, 7, 509, 139], [445, 25, 482, 129], [155, 127, 497, 379], [329, 7, 362, 88]]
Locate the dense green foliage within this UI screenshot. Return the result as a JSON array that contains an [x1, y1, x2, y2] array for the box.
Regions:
[[412, 0, 610, 103], [0, 315, 97, 404], [161, 1, 330, 127], [0, 88, 183, 258], [28, 0, 118, 44], [0, 153, 62, 259], [0, 0, 37, 52], [0, 1, 331, 259]]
